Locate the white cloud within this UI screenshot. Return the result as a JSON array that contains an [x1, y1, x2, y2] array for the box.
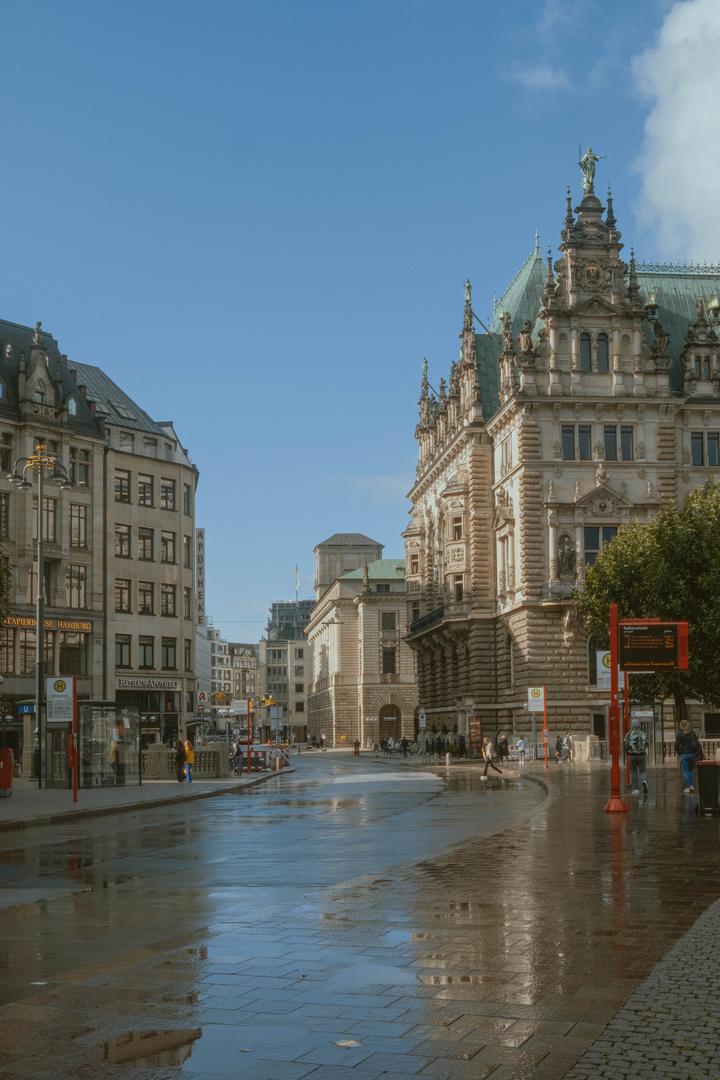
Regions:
[[633, 0, 720, 259], [507, 63, 569, 90], [351, 473, 415, 503]]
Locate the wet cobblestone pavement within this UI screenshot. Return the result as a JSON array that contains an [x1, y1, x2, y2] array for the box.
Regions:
[[0, 754, 718, 1079]]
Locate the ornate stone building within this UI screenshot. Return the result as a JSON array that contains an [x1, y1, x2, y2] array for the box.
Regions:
[[405, 167, 720, 742], [306, 539, 418, 747]]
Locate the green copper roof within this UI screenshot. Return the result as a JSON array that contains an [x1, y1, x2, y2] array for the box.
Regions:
[[341, 558, 405, 580]]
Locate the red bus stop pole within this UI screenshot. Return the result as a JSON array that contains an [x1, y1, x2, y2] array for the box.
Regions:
[[605, 603, 628, 812]]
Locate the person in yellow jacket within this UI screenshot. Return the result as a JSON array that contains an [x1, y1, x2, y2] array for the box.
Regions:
[[184, 739, 195, 782]]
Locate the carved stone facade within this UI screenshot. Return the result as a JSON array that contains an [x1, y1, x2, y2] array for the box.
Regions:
[[405, 180, 720, 740]]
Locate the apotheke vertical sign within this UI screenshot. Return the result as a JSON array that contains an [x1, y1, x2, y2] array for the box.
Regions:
[[196, 529, 205, 625]]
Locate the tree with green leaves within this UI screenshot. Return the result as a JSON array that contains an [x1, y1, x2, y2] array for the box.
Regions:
[[573, 480, 720, 720]]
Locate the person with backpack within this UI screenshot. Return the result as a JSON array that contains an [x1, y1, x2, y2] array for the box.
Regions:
[[675, 719, 701, 794], [623, 717, 649, 795]]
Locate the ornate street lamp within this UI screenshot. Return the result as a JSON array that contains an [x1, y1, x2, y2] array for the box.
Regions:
[[8, 441, 73, 788]]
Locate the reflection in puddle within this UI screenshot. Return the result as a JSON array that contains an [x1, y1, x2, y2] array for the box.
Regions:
[[328, 961, 416, 988], [418, 973, 492, 985], [102, 1028, 202, 1066]]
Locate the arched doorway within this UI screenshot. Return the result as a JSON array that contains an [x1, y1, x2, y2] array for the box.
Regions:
[[378, 704, 401, 744]]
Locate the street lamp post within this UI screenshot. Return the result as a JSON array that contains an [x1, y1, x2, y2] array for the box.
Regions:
[[8, 441, 73, 789]]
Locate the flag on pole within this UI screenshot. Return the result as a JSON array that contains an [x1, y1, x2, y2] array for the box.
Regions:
[[295, 565, 299, 598]]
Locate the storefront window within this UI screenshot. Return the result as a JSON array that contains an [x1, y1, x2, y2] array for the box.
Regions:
[[78, 703, 140, 788]]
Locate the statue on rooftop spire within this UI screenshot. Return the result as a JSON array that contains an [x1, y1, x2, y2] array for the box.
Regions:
[[422, 357, 428, 379], [578, 146, 606, 195], [33, 321, 43, 345], [464, 278, 472, 306]]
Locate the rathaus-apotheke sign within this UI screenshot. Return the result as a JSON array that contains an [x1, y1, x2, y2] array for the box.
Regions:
[[117, 678, 180, 690]]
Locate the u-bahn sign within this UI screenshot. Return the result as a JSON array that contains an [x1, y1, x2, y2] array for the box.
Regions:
[[618, 620, 689, 671]]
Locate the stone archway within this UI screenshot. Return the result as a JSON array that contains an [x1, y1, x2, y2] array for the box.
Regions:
[[378, 703, 401, 744]]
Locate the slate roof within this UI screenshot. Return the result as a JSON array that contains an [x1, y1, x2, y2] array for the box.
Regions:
[[70, 362, 168, 436], [341, 559, 405, 580], [316, 533, 384, 548]]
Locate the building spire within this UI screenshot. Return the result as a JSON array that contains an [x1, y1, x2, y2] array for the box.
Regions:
[[535, 228, 540, 254], [420, 357, 429, 400], [606, 185, 616, 230]]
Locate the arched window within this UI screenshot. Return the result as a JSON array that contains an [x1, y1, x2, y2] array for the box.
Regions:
[[704, 356, 711, 379], [597, 334, 609, 373], [695, 355, 702, 379], [68, 398, 77, 416], [579, 333, 591, 372]]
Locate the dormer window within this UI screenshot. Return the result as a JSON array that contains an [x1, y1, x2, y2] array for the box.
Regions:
[[34, 381, 45, 404], [68, 398, 77, 415]]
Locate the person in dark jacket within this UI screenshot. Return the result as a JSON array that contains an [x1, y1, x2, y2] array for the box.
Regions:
[[675, 719, 699, 793], [497, 734, 509, 766], [175, 739, 187, 783]]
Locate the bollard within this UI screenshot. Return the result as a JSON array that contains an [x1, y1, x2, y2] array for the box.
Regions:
[[445, 752, 452, 767]]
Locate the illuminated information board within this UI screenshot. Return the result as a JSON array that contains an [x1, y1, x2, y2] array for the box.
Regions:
[[618, 621, 688, 671]]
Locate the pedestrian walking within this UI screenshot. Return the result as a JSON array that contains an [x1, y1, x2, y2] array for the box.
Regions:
[[481, 736, 503, 779], [517, 736, 527, 764], [458, 733, 466, 758], [675, 719, 700, 793], [400, 737, 409, 758], [623, 717, 648, 795], [184, 739, 194, 782], [497, 734, 509, 766], [175, 740, 186, 783], [554, 734, 563, 763], [562, 732, 573, 763]]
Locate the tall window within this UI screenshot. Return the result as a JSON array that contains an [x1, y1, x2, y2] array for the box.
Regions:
[[381, 611, 396, 631], [70, 504, 87, 548], [597, 334, 609, 373], [115, 523, 131, 558], [452, 516, 463, 540], [184, 638, 192, 670], [382, 647, 397, 674], [138, 473, 154, 506], [115, 634, 131, 667], [70, 447, 90, 486], [183, 484, 192, 515], [183, 586, 192, 619], [0, 492, 8, 537], [160, 531, 176, 563], [453, 573, 464, 601], [160, 478, 176, 510], [66, 565, 86, 608], [138, 528, 154, 560], [579, 333, 591, 372], [19, 628, 36, 674], [410, 554, 419, 574], [161, 637, 176, 669], [0, 627, 15, 673], [584, 526, 617, 567], [603, 426, 617, 461], [578, 425, 592, 460], [59, 632, 88, 675], [620, 426, 634, 461], [115, 470, 131, 503], [561, 426, 575, 460], [115, 579, 131, 612], [138, 636, 153, 668], [183, 535, 192, 567], [32, 496, 57, 541], [1, 433, 13, 473], [691, 431, 720, 466], [139, 581, 154, 614], [161, 583, 176, 616]]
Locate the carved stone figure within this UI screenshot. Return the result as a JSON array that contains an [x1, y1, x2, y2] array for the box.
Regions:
[[33, 321, 42, 345], [595, 462, 609, 486], [557, 535, 576, 575], [652, 319, 670, 357], [502, 312, 514, 353], [464, 278, 472, 305], [578, 147, 606, 194], [517, 319, 533, 356]]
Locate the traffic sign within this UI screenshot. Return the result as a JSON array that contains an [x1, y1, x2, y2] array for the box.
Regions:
[[198, 704, 205, 712], [418, 708, 426, 729], [527, 687, 545, 713], [596, 651, 626, 690]]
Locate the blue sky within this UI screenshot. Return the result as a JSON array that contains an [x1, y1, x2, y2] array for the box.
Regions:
[[0, 0, 714, 639]]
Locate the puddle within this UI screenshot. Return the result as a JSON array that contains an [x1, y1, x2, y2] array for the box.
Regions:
[[383, 929, 413, 943], [328, 961, 416, 988], [102, 1028, 202, 1066]]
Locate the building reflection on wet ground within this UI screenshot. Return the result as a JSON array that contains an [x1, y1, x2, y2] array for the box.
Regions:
[[0, 755, 717, 1078]]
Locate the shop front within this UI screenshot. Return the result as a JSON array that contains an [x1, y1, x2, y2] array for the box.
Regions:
[[115, 677, 182, 748]]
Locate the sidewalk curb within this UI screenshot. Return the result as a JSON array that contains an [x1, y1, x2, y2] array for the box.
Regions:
[[0, 768, 295, 834]]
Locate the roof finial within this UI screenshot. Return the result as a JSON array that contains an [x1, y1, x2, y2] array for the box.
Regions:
[[464, 278, 472, 307], [564, 187, 574, 228], [535, 228, 540, 254], [33, 321, 43, 345], [606, 184, 616, 229]]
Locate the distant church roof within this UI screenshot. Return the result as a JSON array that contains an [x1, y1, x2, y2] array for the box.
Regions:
[[341, 559, 405, 580], [316, 533, 383, 548]]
